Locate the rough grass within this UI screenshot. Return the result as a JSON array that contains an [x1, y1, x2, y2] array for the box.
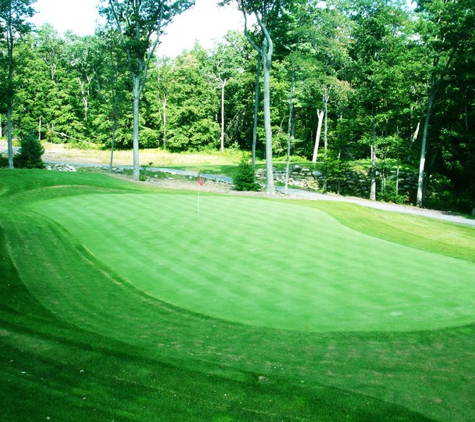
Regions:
[[1, 169, 475, 421]]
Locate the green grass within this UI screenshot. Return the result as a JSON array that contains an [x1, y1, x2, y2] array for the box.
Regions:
[[1, 169, 475, 421], [32, 194, 475, 333]]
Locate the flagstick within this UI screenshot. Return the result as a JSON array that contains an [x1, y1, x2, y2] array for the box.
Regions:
[[197, 174, 204, 215], [197, 182, 200, 215]]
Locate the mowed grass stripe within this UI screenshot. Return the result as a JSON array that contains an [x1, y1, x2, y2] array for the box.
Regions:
[[33, 193, 475, 332]]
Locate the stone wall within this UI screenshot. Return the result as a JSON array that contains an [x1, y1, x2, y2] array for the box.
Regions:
[[256, 165, 420, 200]]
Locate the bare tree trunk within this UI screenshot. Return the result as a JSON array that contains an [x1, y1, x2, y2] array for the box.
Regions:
[[323, 90, 329, 160], [370, 120, 377, 201], [241, 6, 274, 192], [322, 88, 331, 189], [312, 110, 324, 163], [252, 54, 260, 169], [162, 96, 167, 149], [262, 37, 274, 194], [220, 79, 227, 152], [6, 16, 14, 169], [109, 89, 118, 172], [284, 68, 295, 195], [396, 158, 400, 197], [370, 142, 377, 200], [77, 78, 90, 122], [7, 106, 13, 169], [132, 74, 141, 181], [416, 83, 436, 207], [412, 121, 420, 143]]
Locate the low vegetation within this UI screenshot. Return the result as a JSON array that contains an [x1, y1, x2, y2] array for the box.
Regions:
[[232, 159, 261, 191]]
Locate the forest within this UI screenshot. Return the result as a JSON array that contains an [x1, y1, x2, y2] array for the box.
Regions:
[[1, 0, 474, 214]]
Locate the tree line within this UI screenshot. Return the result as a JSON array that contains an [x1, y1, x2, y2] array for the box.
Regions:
[[1, 0, 474, 213]]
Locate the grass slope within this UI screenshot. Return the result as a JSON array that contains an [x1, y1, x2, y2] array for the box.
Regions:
[[1, 169, 475, 421]]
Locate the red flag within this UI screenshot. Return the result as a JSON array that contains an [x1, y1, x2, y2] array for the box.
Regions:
[[198, 175, 204, 186]]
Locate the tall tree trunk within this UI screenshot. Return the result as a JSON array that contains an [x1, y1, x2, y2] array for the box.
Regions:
[[109, 89, 118, 172], [132, 74, 141, 181], [312, 110, 324, 163], [370, 142, 377, 200], [77, 79, 89, 122], [370, 120, 377, 201], [412, 121, 420, 143], [416, 80, 436, 207], [220, 80, 227, 152], [6, 13, 14, 170], [396, 157, 400, 197], [162, 96, 167, 150], [252, 54, 261, 169], [284, 68, 295, 195], [241, 5, 274, 191], [323, 89, 329, 160], [7, 106, 13, 169], [262, 37, 274, 194]]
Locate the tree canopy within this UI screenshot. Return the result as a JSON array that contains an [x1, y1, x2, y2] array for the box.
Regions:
[[1, 0, 474, 212]]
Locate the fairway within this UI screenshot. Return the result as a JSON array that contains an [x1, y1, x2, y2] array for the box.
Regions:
[[33, 193, 475, 333]]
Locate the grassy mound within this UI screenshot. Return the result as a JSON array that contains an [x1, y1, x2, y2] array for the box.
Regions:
[[1, 169, 475, 421]]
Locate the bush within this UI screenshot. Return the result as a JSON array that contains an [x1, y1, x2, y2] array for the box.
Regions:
[[0, 154, 8, 168], [380, 181, 409, 204], [14, 135, 45, 169], [233, 159, 260, 191]]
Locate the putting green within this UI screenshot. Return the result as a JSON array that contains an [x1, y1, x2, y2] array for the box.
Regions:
[[33, 193, 475, 332]]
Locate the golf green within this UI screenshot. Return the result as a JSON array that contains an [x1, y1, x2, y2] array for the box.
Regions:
[[33, 193, 475, 332]]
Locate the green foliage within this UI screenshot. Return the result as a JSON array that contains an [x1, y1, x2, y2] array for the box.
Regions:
[[14, 134, 45, 169], [139, 161, 154, 181], [1, 0, 474, 211], [379, 180, 409, 204], [233, 158, 261, 191], [0, 153, 8, 168]]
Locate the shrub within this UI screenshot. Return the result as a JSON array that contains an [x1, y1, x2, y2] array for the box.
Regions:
[[233, 159, 260, 191], [14, 134, 45, 169], [0, 154, 8, 168]]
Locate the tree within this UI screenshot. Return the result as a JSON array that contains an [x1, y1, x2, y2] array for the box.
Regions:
[[94, 26, 130, 167], [100, 0, 195, 180], [153, 56, 173, 150], [233, 157, 260, 191], [208, 31, 248, 153], [414, 0, 474, 207], [225, 0, 289, 194], [65, 33, 102, 123], [344, 0, 415, 200], [0, 0, 35, 169], [173, 46, 222, 151], [14, 132, 44, 168], [279, 0, 351, 171]]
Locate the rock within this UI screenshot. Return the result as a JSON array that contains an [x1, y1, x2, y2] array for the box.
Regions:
[[46, 164, 77, 172]]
